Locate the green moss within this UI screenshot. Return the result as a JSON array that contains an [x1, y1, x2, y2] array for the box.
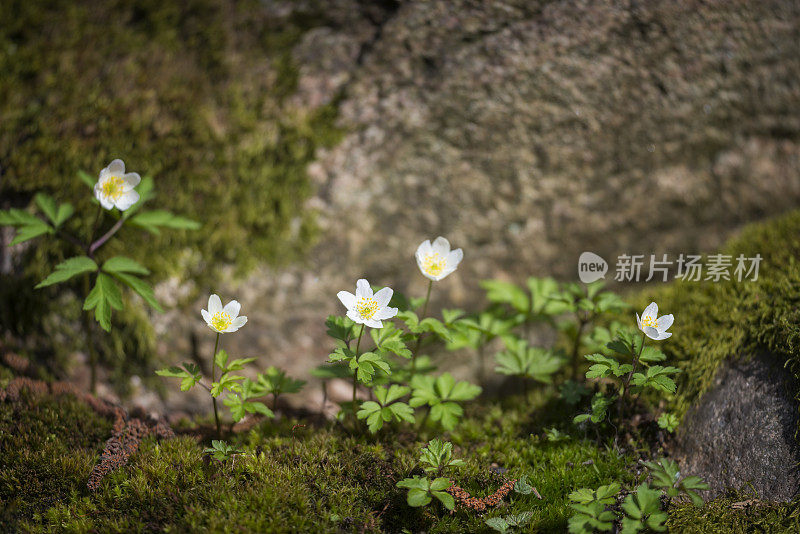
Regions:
[[632, 209, 800, 421], [2, 386, 634, 533], [0, 391, 112, 530], [0, 0, 344, 388], [666, 493, 800, 533]]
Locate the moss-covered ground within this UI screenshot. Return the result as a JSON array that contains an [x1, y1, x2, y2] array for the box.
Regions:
[[2, 214, 800, 533]]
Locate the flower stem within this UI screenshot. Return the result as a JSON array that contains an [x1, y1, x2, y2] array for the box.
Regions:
[[623, 332, 646, 392], [211, 332, 221, 438], [352, 324, 365, 420], [410, 279, 433, 378], [89, 216, 126, 256]]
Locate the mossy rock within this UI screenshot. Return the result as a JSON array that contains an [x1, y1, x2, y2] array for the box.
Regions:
[[633, 210, 800, 502], [0, 0, 344, 387]]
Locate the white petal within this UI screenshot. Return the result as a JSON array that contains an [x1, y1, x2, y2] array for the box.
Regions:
[[657, 332, 672, 340], [643, 326, 660, 340], [373, 287, 393, 307], [346, 309, 364, 324], [227, 316, 247, 332], [432, 236, 451, 256], [114, 190, 139, 211], [106, 159, 125, 175], [374, 306, 398, 320], [223, 300, 241, 318], [416, 240, 432, 260], [201, 309, 211, 324], [446, 248, 463, 269], [437, 266, 457, 280], [636, 313, 642, 329], [642, 302, 658, 321], [364, 318, 383, 329], [122, 172, 141, 191], [337, 291, 356, 310], [208, 294, 222, 314], [356, 279, 372, 299], [657, 314, 674, 332], [98, 196, 115, 210]]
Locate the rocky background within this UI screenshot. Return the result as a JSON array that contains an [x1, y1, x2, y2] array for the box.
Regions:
[[156, 0, 800, 413], [2, 0, 800, 414]]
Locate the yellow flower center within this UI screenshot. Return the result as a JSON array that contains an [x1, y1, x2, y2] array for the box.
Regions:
[[356, 297, 379, 319], [422, 253, 446, 277], [641, 316, 657, 329], [100, 175, 125, 200], [211, 312, 232, 331]]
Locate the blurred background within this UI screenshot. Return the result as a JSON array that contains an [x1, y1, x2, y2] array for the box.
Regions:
[[2, 0, 799, 415]]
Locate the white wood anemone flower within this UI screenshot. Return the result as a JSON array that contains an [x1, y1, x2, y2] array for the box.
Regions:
[[94, 159, 141, 211], [636, 302, 673, 341], [415, 236, 463, 281], [337, 279, 398, 329], [201, 294, 247, 333]]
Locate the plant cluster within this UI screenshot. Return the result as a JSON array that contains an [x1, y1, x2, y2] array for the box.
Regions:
[[0, 160, 198, 392], [567, 457, 709, 533]]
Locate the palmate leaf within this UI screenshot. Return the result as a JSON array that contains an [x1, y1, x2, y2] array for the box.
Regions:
[[36, 256, 98, 288]]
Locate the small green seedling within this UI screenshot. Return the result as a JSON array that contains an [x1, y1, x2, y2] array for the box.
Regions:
[[203, 440, 242, 462], [419, 438, 465, 474], [643, 458, 709, 506], [657, 413, 679, 433]]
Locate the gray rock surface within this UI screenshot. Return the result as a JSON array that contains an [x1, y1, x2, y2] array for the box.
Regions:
[[161, 0, 800, 411], [676, 353, 800, 502]]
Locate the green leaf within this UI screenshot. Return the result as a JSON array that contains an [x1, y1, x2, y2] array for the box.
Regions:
[[481, 279, 529, 312], [430, 401, 463, 431], [109, 271, 164, 312], [54, 203, 75, 227], [130, 209, 201, 234], [34, 193, 58, 224], [432, 489, 455, 510], [10, 219, 53, 245], [36, 256, 98, 288], [514, 475, 534, 495], [102, 256, 150, 275], [83, 273, 123, 331], [156, 363, 202, 391], [485, 517, 510, 534], [325, 315, 354, 342], [78, 170, 96, 188], [214, 350, 230, 370]]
